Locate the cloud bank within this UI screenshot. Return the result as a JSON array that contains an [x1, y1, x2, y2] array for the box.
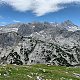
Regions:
[[0, 0, 80, 16], [13, 20, 21, 23]]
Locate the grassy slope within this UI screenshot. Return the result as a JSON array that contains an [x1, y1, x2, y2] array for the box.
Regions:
[[0, 64, 80, 80]]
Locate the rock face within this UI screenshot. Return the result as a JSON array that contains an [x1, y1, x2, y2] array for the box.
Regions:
[[0, 20, 80, 66]]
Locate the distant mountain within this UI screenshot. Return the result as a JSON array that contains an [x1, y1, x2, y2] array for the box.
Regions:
[[60, 20, 80, 31], [0, 23, 23, 33], [0, 20, 80, 66]]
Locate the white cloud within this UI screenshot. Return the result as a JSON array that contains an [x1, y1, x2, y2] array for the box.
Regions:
[[13, 20, 21, 23], [0, 16, 4, 19], [0, 22, 7, 26], [0, 0, 80, 16]]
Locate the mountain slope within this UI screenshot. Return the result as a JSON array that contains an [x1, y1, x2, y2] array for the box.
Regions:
[[0, 21, 80, 66]]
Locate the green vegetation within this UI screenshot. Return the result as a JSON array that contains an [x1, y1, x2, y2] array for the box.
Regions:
[[0, 64, 80, 80]]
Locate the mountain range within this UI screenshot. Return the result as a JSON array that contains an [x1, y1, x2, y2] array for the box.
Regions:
[[0, 20, 80, 66]]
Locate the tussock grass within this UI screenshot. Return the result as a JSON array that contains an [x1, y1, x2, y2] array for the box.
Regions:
[[0, 64, 80, 80]]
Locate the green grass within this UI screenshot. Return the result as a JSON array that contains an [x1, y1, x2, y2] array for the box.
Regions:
[[0, 64, 80, 80]]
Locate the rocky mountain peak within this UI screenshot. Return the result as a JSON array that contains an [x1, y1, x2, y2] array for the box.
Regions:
[[64, 20, 74, 25], [60, 20, 80, 32]]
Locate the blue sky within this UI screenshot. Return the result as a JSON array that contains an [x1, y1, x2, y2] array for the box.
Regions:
[[0, 0, 80, 26]]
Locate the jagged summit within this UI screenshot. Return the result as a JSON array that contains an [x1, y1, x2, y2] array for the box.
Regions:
[[64, 20, 74, 25], [60, 20, 80, 31]]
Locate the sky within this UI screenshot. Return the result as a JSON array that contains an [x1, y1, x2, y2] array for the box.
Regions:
[[0, 0, 80, 26]]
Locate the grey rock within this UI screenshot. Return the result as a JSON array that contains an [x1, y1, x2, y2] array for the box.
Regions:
[[0, 21, 80, 66]]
